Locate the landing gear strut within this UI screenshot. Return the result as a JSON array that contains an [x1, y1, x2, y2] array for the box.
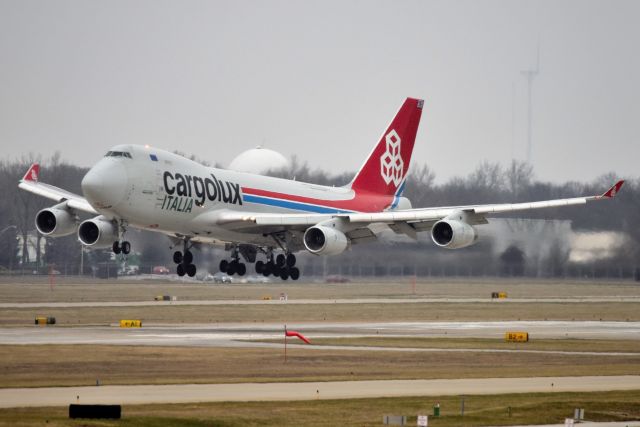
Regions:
[[112, 222, 131, 255], [173, 240, 196, 277]]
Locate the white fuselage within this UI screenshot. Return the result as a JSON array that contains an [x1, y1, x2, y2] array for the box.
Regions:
[[81, 145, 408, 248]]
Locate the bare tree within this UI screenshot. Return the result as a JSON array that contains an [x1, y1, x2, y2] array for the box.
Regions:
[[469, 160, 504, 192], [404, 163, 436, 206], [504, 159, 534, 200]]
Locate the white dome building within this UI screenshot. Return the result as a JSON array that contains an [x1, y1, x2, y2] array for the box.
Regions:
[[228, 146, 289, 175]]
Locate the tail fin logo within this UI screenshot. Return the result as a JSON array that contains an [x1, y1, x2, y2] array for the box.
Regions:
[[22, 163, 40, 182], [380, 129, 404, 186]]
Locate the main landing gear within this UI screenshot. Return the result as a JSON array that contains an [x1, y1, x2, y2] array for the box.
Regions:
[[218, 243, 301, 281], [219, 247, 247, 276], [256, 253, 299, 281], [173, 240, 196, 277]]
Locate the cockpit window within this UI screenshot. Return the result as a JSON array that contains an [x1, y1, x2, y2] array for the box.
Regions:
[[105, 151, 132, 159]]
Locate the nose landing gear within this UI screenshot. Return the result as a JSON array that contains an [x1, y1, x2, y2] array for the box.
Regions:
[[112, 221, 131, 255], [112, 240, 131, 255]]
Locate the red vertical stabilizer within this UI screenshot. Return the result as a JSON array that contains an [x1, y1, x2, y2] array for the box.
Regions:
[[350, 98, 423, 197]]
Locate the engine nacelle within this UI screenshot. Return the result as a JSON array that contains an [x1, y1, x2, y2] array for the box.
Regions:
[[303, 225, 348, 256], [77, 216, 118, 248], [35, 207, 77, 237], [431, 219, 478, 249]]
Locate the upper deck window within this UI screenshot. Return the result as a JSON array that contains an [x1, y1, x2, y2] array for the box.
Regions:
[[105, 151, 132, 159]]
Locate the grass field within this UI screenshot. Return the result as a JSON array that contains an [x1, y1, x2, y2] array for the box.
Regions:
[[261, 337, 640, 353], [1, 343, 639, 388], [1, 301, 640, 325], [1, 390, 639, 426], [1, 278, 639, 303], [3, 278, 639, 325]]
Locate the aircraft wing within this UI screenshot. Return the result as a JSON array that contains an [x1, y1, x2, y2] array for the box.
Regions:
[[18, 164, 98, 214], [210, 180, 625, 240], [348, 179, 625, 223]]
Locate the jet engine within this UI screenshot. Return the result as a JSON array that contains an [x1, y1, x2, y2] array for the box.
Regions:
[[303, 225, 348, 256], [431, 219, 478, 249], [77, 216, 118, 248], [35, 206, 77, 237]]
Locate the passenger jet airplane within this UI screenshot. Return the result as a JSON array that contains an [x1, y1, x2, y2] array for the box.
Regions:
[[19, 98, 624, 280]]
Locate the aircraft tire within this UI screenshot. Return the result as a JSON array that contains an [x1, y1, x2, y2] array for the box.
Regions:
[[286, 253, 296, 267], [186, 263, 196, 277], [122, 241, 131, 255], [262, 261, 273, 276], [183, 250, 193, 265], [289, 267, 300, 280], [237, 263, 246, 276], [255, 260, 264, 274], [173, 251, 183, 264], [112, 242, 121, 254], [280, 270, 289, 280], [272, 265, 282, 277], [276, 254, 285, 267], [219, 259, 228, 273], [227, 261, 237, 276], [176, 264, 185, 277]]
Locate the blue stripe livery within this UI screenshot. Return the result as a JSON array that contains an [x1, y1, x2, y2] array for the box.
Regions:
[[243, 195, 354, 214]]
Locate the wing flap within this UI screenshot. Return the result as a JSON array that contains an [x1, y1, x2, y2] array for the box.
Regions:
[[348, 209, 452, 223], [207, 211, 330, 229], [388, 222, 418, 239], [254, 214, 330, 226], [345, 227, 377, 244]]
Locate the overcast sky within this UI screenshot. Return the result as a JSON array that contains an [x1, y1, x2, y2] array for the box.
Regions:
[[1, 0, 638, 183]]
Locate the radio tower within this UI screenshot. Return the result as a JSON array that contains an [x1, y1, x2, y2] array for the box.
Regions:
[[521, 45, 540, 165]]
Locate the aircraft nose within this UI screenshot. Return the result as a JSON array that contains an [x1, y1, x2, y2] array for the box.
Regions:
[[81, 159, 128, 209]]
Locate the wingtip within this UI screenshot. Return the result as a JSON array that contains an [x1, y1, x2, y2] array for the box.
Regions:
[[22, 163, 40, 182], [601, 180, 625, 198]]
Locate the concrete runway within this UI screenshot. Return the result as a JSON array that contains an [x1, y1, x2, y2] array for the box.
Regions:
[[3, 296, 640, 308], [1, 321, 639, 357], [1, 376, 638, 408]]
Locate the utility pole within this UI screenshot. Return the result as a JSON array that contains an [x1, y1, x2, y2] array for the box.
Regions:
[[521, 45, 540, 165], [511, 81, 516, 160]]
